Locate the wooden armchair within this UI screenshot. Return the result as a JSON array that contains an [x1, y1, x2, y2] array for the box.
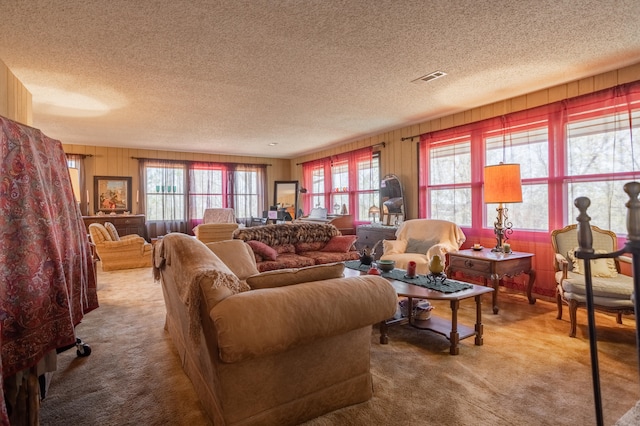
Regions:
[[550, 224, 634, 337], [88, 223, 152, 271]]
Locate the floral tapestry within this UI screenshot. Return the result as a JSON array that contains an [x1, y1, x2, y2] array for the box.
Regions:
[[0, 116, 99, 382]]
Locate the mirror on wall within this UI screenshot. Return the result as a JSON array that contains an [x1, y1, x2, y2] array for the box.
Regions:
[[274, 181, 299, 220], [380, 174, 405, 225]]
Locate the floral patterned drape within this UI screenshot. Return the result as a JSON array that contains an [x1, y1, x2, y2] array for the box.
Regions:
[[0, 116, 99, 419]]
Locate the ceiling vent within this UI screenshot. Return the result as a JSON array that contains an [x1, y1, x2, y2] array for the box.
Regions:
[[411, 71, 447, 84]]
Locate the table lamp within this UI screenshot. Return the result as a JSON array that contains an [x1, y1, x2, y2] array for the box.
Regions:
[[484, 163, 522, 252]]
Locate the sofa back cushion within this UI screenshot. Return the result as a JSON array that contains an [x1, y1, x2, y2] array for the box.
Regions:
[[246, 262, 345, 289], [104, 222, 120, 241], [88, 223, 111, 245], [206, 240, 260, 280], [294, 241, 326, 252]]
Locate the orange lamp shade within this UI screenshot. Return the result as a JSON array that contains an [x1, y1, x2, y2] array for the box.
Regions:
[[484, 163, 523, 203]]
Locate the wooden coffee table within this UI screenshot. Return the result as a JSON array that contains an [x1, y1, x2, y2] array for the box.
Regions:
[[345, 268, 493, 355]]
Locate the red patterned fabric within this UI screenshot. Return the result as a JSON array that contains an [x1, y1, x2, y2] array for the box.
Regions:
[[0, 116, 99, 382], [301, 250, 360, 264], [256, 253, 315, 272]]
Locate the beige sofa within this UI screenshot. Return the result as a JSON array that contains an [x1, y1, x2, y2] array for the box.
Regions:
[[153, 233, 397, 426]]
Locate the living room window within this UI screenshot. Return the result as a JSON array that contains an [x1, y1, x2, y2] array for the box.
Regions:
[[189, 166, 226, 219], [484, 124, 549, 231], [565, 107, 640, 234], [145, 163, 186, 221], [301, 148, 379, 222], [426, 135, 472, 226], [230, 166, 263, 220], [140, 159, 266, 236]]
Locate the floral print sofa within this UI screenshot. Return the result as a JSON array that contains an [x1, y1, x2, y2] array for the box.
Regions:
[[233, 222, 360, 272]]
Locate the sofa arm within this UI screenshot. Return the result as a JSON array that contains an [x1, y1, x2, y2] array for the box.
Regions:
[[210, 275, 397, 363]]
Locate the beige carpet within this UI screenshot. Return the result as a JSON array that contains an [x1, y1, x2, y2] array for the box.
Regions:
[[40, 265, 640, 425]]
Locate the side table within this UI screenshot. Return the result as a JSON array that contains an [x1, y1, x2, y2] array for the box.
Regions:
[[447, 249, 536, 314]]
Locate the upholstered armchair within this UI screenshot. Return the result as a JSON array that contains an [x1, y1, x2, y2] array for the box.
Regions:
[[551, 224, 634, 337], [193, 208, 239, 243], [379, 219, 466, 274], [88, 222, 152, 271]]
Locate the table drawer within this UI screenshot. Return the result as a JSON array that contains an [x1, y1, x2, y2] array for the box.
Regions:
[[113, 217, 142, 226], [449, 256, 492, 274]]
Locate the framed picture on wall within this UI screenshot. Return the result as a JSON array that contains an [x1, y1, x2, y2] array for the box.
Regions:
[[94, 176, 132, 213]]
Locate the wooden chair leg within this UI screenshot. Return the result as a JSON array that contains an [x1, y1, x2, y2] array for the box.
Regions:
[[568, 299, 579, 338], [556, 288, 563, 320], [616, 313, 623, 324]]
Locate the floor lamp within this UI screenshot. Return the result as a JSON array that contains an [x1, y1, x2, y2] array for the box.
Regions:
[[484, 163, 523, 252]]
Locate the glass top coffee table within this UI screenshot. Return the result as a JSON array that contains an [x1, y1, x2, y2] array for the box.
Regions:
[[345, 268, 494, 355]]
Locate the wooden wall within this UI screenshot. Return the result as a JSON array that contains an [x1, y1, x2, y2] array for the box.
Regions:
[[61, 144, 292, 216], [0, 59, 32, 125]]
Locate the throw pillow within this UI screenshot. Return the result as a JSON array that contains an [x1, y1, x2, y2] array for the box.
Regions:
[[246, 240, 278, 261], [405, 238, 436, 254], [320, 235, 357, 253], [246, 262, 346, 289], [104, 222, 120, 241], [567, 247, 618, 278], [205, 240, 259, 280]]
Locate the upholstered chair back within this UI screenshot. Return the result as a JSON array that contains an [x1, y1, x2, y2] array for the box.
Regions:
[[88, 223, 113, 245], [551, 224, 618, 273], [104, 222, 120, 241], [203, 208, 236, 224]]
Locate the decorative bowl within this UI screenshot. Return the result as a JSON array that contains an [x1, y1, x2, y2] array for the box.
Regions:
[[377, 259, 395, 272]]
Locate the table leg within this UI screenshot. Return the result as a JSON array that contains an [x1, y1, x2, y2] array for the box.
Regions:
[[379, 320, 389, 344], [449, 299, 460, 355], [474, 294, 484, 346], [490, 274, 500, 314], [526, 268, 537, 304]]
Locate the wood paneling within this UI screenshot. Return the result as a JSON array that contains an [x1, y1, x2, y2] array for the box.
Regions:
[[0, 59, 32, 125]]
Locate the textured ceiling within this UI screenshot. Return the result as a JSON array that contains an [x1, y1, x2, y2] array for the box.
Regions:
[[1, 0, 640, 159]]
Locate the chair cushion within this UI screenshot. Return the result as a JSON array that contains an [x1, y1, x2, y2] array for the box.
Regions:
[[104, 222, 120, 241], [567, 247, 618, 277], [558, 271, 633, 299], [405, 238, 436, 254]]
